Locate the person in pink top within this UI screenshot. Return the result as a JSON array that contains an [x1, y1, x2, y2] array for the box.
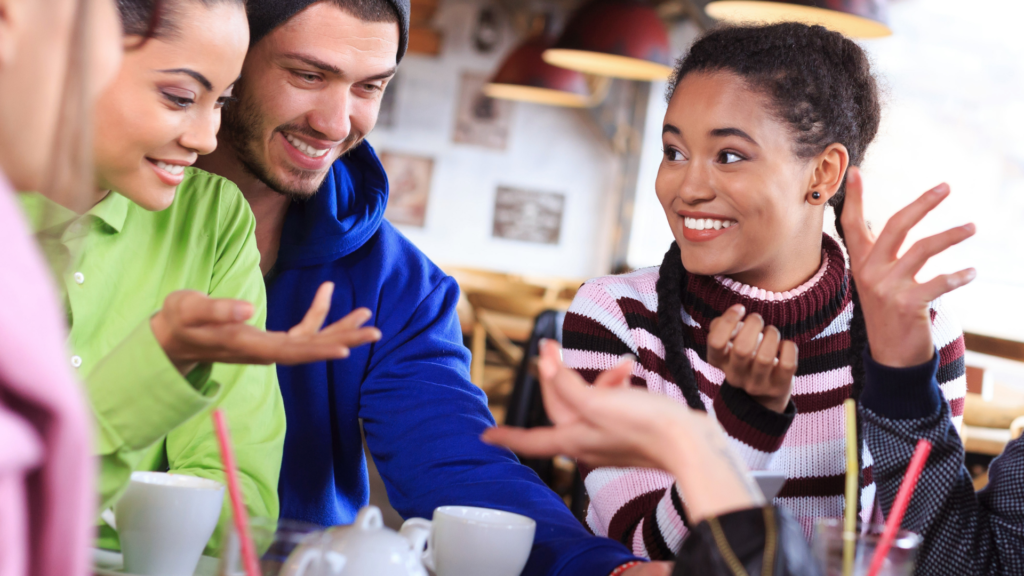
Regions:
[[0, 0, 122, 575]]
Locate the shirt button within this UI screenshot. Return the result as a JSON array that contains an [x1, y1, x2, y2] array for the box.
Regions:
[[70, 355, 82, 368], [73, 272, 85, 284]]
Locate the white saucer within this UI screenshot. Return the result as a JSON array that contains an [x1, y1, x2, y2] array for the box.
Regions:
[[92, 548, 225, 576]]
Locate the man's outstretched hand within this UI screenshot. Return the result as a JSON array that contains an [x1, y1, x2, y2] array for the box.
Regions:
[[150, 281, 381, 375]]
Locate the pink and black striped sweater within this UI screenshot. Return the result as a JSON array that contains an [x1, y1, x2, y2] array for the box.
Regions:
[[562, 235, 966, 560]]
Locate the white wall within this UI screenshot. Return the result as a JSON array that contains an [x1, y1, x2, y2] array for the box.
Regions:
[[369, 0, 622, 278], [626, 2, 1024, 341], [857, 0, 1024, 341]]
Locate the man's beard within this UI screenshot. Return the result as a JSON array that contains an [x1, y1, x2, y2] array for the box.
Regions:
[[221, 79, 364, 200]]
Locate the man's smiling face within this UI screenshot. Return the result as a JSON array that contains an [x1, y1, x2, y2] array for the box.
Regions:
[[221, 1, 399, 198]]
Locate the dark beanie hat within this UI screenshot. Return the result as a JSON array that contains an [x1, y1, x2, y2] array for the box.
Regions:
[[247, 0, 411, 62]]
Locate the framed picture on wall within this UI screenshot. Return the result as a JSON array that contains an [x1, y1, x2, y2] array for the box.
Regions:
[[380, 152, 433, 228], [492, 186, 564, 245], [453, 71, 513, 150]]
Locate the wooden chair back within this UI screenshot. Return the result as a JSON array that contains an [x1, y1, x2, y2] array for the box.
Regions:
[[443, 266, 583, 388]]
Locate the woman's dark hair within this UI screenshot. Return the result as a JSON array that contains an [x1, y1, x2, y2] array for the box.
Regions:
[[655, 22, 881, 505], [118, 0, 245, 42]]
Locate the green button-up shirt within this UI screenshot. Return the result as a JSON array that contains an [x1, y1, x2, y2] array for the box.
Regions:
[[20, 168, 285, 553]]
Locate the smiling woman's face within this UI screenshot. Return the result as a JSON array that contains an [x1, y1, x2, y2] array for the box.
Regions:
[[93, 0, 249, 211], [656, 71, 830, 290]]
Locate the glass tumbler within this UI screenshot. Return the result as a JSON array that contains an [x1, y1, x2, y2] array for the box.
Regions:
[[811, 518, 921, 576]]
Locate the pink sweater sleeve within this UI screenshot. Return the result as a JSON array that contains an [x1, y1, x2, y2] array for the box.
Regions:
[[930, 297, 967, 430]]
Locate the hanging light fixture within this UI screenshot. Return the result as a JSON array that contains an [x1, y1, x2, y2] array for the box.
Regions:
[[483, 36, 596, 107], [542, 0, 673, 82], [704, 0, 891, 38]]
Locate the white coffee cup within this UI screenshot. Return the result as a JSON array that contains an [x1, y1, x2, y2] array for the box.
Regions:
[[113, 471, 225, 576], [400, 506, 536, 576]]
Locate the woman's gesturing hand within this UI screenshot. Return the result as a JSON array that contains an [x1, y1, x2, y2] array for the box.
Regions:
[[150, 281, 382, 375], [840, 167, 976, 368], [707, 304, 797, 413], [482, 340, 764, 523], [483, 340, 698, 470]]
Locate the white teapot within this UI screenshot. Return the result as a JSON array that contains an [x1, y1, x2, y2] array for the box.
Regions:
[[281, 506, 429, 576]]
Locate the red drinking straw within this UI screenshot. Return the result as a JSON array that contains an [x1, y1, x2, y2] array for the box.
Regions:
[[866, 438, 932, 576], [212, 409, 262, 576]]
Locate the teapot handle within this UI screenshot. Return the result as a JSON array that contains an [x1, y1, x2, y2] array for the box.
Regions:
[[399, 518, 435, 572]]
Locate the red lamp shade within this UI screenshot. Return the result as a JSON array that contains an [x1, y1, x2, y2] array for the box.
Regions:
[[543, 0, 673, 81], [484, 37, 594, 108], [705, 0, 891, 38]]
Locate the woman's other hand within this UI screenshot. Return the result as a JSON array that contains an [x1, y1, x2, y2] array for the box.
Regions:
[[840, 167, 976, 367], [707, 304, 798, 413], [150, 281, 382, 375]]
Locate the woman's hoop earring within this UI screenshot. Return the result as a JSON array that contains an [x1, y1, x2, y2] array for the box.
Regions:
[[812, 191, 821, 200]]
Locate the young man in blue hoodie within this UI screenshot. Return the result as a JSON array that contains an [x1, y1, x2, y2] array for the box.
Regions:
[[197, 0, 662, 574]]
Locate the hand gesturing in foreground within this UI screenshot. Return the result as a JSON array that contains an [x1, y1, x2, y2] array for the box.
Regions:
[[484, 340, 698, 469], [151, 281, 381, 375], [707, 305, 797, 413], [841, 167, 976, 367], [482, 340, 764, 524]]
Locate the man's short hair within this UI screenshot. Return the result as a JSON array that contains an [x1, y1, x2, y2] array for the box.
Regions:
[[325, 0, 398, 25]]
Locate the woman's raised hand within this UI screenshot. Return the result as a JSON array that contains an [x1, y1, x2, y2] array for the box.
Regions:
[[150, 281, 382, 375], [840, 167, 976, 367], [707, 304, 798, 413]]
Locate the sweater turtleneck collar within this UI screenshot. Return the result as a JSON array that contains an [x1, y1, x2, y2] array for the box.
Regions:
[[681, 233, 850, 345]]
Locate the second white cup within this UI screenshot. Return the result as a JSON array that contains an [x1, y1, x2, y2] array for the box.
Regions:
[[113, 471, 225, 576], [400, 506, 536, 576]]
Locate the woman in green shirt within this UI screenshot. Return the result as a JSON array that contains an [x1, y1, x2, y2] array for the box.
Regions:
[[21, 0, 380, 553]]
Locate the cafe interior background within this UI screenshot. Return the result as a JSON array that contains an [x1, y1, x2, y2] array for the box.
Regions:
[[363, 0, 1024, 527]]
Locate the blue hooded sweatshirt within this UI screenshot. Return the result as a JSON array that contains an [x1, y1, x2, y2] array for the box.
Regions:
[[266, 141, 641, 576]]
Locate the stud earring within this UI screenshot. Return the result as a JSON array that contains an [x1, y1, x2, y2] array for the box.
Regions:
[[812, 191, 821, 200]]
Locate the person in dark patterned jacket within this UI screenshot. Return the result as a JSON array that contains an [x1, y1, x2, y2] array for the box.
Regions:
[[839, 137, 1024, 573], [862, 376, 1024, 575]]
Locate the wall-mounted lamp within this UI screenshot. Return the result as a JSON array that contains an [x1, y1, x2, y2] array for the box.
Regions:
[[542, 0, 673, 81], [704, 0, 891, 38]]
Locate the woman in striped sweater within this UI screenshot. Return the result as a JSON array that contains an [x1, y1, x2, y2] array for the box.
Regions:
[[562, 23, 968, 560]]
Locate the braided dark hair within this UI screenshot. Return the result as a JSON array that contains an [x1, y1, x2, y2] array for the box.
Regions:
[[657, 241, 705, 410], [656, 22, 881, 499]]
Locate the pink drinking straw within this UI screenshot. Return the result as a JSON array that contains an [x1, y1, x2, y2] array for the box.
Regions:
[[866, 438, 932, 576], [212, 409, 262, 576]]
